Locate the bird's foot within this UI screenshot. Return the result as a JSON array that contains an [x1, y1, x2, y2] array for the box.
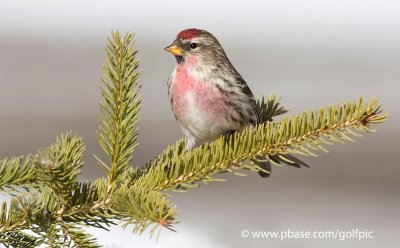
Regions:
[[224, 130, 237, 145]]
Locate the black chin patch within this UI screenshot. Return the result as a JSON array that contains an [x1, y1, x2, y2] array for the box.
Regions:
[[175, 56, 184, 64]]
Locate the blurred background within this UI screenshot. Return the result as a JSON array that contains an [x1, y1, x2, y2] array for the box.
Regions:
[[0, 0, 399, 247]]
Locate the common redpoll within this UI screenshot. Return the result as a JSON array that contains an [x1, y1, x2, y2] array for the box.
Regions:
[[165, 28, 307, 177]]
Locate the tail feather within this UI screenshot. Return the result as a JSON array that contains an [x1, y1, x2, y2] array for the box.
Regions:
[[251, 156, 271, 178], [223, 130, 308, 178], [252, 154, 309, 178]]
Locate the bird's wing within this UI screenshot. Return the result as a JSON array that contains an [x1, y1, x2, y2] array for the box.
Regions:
[[235, 75, 262, 125]]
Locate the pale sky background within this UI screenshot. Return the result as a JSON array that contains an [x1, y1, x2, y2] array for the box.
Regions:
[[0, 0, 399, 247]]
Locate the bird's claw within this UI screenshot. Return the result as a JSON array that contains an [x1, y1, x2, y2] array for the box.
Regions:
[[224, 130, 237, 145]]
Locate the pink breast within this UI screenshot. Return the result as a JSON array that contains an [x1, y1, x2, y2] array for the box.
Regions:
[[171, 67, 195, 119], [172, 64, 228, 123], [196, 84, 229, 122]]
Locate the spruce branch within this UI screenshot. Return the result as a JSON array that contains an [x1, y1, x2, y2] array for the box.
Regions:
[[135, 97, 387, 192], [0, 155, 36, 191], [111, 185, 177, 235], [59, 223, 100, 248], [0, 230, 38, 248], [97, 31, 141, 190], [35, 133, 85, 209], [257, 93, 288, 123], [23, 32, 169, 240], [0, 134, 110, 246], [0, 193, 49, 236]]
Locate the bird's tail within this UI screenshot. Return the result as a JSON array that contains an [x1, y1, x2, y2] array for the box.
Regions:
[[223, 130, 308, 177], [251, 154, 309, 178]]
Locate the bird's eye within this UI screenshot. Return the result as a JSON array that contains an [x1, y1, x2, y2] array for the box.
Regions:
[[190, 43, 198, 49]]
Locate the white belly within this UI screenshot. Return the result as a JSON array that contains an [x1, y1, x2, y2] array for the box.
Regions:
[[177, 92, 224, 146]]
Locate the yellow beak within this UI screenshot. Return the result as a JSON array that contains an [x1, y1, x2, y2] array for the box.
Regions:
[[164, 44, 184, 56]]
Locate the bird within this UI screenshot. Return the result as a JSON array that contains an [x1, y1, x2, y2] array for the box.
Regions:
[[164, 28, 307, 177]]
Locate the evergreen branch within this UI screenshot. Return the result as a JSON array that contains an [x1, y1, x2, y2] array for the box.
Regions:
[[111, 184, 177, 236], [0, 187, 107, 246], [36, 222, 63, 247], [0, 231, 38, 248], [42, 179, 115, 231], [97, 31, 141, 187], [55, 177, 176, 236], [135, 97, 388, 191], [58, 176, 175, 234], [0, 194, 46, 234], [35, 133, 85, 216], [257, 93, 289, 122], [0, 155, 36, 191], [60, 223, 100, 248]]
